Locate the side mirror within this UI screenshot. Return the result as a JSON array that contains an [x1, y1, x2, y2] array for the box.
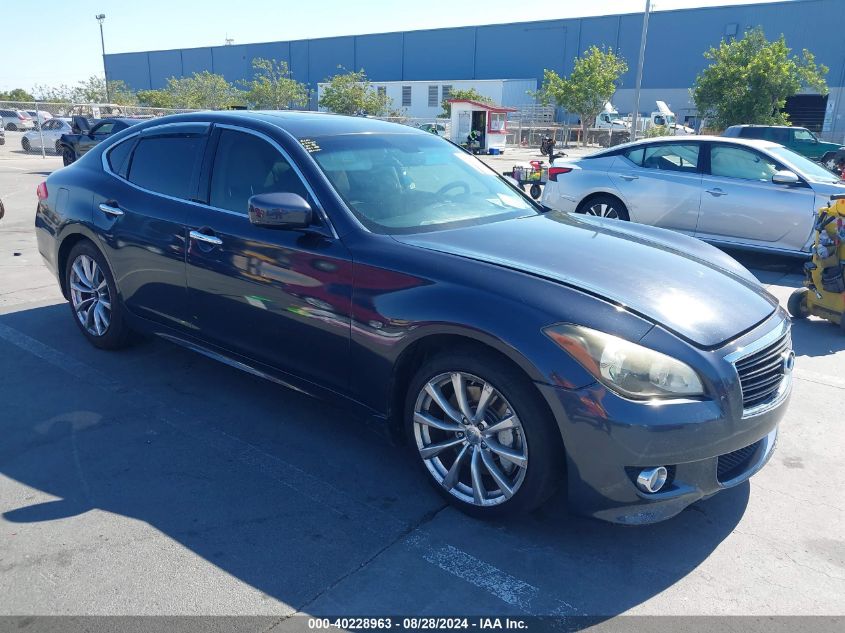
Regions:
[[772, 170, 800, 185], [248, 192, 313, 229]]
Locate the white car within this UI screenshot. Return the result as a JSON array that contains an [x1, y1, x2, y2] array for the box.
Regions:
[[541, 135, 845, 256], [0, 109, 35, 131], [21, 118, 72, 153]]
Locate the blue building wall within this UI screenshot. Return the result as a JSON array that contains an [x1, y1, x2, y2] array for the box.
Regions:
[[106, 0, 844, 96]]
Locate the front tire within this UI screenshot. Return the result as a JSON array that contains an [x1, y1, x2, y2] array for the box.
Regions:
[[21, 137, 31, 152], [787, 287, 810, 320], [405, 349, 563, 518], [578, 194, 630, 221], [65, 241, 132, 350]]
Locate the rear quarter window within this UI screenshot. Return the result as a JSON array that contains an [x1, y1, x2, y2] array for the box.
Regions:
[[106, 137, 136, 179]]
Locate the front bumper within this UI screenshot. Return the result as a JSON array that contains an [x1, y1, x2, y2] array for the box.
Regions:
[[537, 319, 791, 525]]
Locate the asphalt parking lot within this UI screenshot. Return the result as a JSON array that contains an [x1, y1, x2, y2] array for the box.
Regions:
[[1, 131, 843, 621]]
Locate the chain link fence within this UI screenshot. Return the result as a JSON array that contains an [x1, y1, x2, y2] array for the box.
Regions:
[[0, 100, 196, 157]]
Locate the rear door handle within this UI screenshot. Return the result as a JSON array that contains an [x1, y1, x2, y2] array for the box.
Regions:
[[620, 174, 638, 181], [705, 188, 727, 197], [189, 230, 223, 246], [98, 202, 124, 217]]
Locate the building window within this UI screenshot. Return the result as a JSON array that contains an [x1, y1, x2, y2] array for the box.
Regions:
[[428, 85, 439, 108], [441, 85, 452, 103], [402, 86, 412, 107], [377, 86, 386, 98]]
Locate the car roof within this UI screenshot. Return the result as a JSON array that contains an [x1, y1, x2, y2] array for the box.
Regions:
[[128, 110, 430, 138], [592, 134, 780, 156], [727, 124, 803, 129]]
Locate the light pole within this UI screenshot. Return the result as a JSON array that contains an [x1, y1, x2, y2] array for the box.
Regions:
[[96, 14, 110, 103], [630, 0, 651, 139]]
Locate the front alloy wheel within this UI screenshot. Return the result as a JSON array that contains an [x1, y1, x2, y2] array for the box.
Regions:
[[70, 254, 112, 337], [414, 371, 529, 507]]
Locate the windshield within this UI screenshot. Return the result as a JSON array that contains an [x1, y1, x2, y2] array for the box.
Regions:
[[768, 146, 841, 184], [306, 133, 538, 234], [608, 112, 622, 120]]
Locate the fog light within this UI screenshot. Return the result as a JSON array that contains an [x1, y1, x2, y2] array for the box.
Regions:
[[636, 466, 668, 493]]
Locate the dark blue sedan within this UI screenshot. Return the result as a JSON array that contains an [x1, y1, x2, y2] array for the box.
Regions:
[[35, 111, 792, 523]]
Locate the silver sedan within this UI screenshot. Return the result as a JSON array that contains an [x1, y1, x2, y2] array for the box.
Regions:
[[541, 135, 845, 256]]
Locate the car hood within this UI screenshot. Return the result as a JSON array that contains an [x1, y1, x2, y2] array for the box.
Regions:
[[393, 212, 778, 348]]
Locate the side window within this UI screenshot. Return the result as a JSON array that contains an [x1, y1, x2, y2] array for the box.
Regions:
[[641, 144, 700, 172], [92, 122, 115, 136], [770, 128, 790, 144], [623, 147, 645, 166], [209, 130, 309, 214], [793, 129, 815, 142], [710, 145, 779, 181], [128, 135, 205, 199], [107, 137, 136, 178]]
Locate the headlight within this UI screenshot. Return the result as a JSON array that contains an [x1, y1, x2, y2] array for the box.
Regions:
[[544, 324, 704, 399]]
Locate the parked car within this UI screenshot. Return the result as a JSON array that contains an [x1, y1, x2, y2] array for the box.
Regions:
[[0, 197, 4, 220], [542, 135, 844, 256], [0, 124, 5, 146], [21, 118, 72, 153], [58, 117, 139, 166], [0, 109, 35, 131], [723, 125, 845, 170], [25, 110, 53, 127], [36, 112, 792, 523]]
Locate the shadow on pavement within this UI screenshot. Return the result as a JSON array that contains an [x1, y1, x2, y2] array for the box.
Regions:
[[0, 302, 749, 617]]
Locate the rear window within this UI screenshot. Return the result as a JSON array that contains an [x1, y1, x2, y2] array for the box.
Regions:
[[128, 136, 205, 199]]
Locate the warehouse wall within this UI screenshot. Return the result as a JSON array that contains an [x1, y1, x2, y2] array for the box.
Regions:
[[105, 0, 845, 140]]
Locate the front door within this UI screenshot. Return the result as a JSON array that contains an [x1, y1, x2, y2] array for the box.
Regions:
[[185, 126, 353, 392], [696, 143, 816, 251], [611, 141, 703, 233]]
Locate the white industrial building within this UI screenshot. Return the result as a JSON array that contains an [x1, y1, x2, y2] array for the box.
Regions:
[[316, 78, 537, 118]]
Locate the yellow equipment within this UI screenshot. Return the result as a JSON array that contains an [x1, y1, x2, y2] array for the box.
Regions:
[[788, 194, 845, 331]]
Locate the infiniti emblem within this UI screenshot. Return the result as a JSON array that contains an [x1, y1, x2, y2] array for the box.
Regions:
[[782, 350, 796, 374]]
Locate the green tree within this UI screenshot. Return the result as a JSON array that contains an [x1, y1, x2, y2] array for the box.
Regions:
[[240, 58, 309, 110], [0, 88, 35, 102], [137, 89, 176, 109], [692, 28, 827, 130], [439, 88, 493, 118], [32, 84, 74, 103], [163, 71, 243, 110], [318, 67, 392, 116], [537, 46, 628, 146], [71, 76, 138, 105]]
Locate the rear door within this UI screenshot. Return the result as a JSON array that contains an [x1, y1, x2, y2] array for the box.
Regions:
[[611, 141, 703, 233], [184, 125, 353, 392], [94, 122, 210, 329], [696, 142, 816, 250]]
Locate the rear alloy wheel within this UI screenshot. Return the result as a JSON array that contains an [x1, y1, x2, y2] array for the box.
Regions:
[[580, 195, 629, 220], [21, 137, 31, 152], [66, 241, 132, 349], [406, 351, 562, 517], [5, 123, 17, 131]]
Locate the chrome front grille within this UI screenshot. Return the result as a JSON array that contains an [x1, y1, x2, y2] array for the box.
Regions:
[[733, 327, 791, 413]]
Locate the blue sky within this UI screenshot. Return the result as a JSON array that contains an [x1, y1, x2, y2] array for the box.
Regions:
[[3, 0, 787, 92]]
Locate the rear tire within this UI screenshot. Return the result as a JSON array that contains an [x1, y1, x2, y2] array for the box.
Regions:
[[65, 240, 133, 350], [6, 123, 17, 131], [787, 288, 810, 319], [578, 194, 630, 221], [529, 183, 542, 200], [62, 146, 76, 166], [405, 349, 563, 518]]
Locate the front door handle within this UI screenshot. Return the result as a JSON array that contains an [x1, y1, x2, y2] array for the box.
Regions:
[[620, 174, 638, 181], [705, 188, 727, 197], [189, 230, 223, 246], [99, 202, 124, 217]]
